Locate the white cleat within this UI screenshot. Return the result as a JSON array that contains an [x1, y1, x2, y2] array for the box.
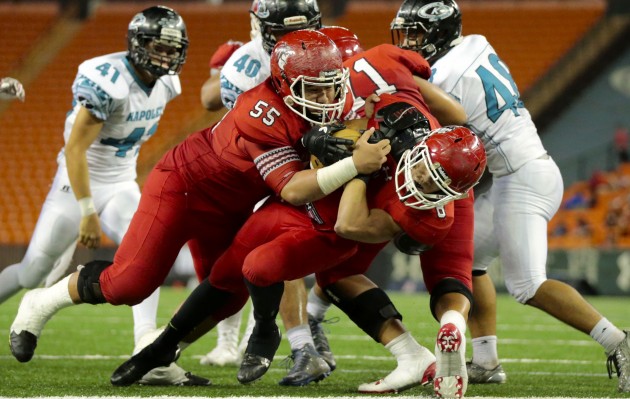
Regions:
[[358, 346, 436, 393], [10, 289, 54, 362], [138, 362, 211, 386], [200, 343, 241, 367], [134, 328, 211, 386], [434, 323, 467, 398]]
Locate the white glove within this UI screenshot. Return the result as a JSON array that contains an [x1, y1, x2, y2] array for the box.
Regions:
[[0, 77, 25, 102]]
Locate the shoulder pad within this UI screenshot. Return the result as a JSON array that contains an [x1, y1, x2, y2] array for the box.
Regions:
[[77, 53, 130, 100]]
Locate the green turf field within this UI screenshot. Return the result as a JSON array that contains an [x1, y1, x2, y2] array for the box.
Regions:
[[0, 287, 627, 397]]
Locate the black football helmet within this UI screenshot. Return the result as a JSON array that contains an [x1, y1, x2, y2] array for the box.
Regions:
[[127, 6, 189, 77], [250, 0, 322, 54], [391, 0, 462, 64]]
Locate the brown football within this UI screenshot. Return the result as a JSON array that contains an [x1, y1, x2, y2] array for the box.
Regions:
[[310, 128, 361, 169]]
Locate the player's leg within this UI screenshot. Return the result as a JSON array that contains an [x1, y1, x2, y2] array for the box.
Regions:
[[112, 230, 249, 387], [468, 188, 506, 383], [200, 311, 243, 366], [499, 159, 628, 392], [0, 168, 81, 304], [9, 169, 189, 363], [240, 229, 356, 385], [317, 273, 436, 394], [99, 181, 208, 386]]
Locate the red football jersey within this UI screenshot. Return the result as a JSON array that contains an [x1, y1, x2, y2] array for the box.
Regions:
[[156, 79, 310, 213], [344, 44, 432, 119]]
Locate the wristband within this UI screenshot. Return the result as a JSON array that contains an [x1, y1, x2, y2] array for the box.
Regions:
[[316, 157, 358, 195], [78, 197, 96, 217]]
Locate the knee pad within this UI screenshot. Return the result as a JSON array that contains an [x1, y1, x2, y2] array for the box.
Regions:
[[324, 286, 401, 342], [429, 278, 473, 321], [76, 260, 112, 304]]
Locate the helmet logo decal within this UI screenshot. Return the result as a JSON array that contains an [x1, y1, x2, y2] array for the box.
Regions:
[[252, 0, 269, 18], [417, 3, 454, 21], [129, 13, 146, 31], [277, 49, 290, 71]]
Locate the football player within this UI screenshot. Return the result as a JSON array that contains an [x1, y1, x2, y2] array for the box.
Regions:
[[0, 6, 208, 386], [104, 31, 481, 393], [392, 0, 629, 393], [0, 77, 25, 101], [9, 30, 389, 386], [198, 0, 330, 378], [302, 29, 478, 396]]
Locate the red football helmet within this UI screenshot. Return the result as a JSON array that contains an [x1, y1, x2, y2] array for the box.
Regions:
[[319, 26, 364, 61], [395, 125, 487, 210], [270, 29, 349, 125]]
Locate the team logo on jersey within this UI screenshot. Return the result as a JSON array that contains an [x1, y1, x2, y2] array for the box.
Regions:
[[251, 0, 269, 18], [417, 3, 454, 21]]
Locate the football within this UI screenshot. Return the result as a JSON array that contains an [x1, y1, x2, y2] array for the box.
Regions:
[[310, 127, 362, 169]]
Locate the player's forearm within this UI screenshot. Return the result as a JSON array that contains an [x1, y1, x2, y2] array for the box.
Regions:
[[65, 146, 92, 201], [200, 75, 223, 111], [335, 180, 399, 243], [414, 76, 467, 126]]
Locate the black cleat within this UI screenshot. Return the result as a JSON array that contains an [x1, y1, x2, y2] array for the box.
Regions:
[[308, 315, 337, 371], [10, 330, 38, 363], [238, 352, 273, 384], [110, 344, 178, 387], [179, 371, 212, 386], [237, 323, 281, 384], [279, 343, 331, 386]]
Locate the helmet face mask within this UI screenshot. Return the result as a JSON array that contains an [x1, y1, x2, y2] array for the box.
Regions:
[[390, 0, 462, 63], [250, 0, 322, 54], [127, 6, 188, 78], [395, 126, 487, 210], [271, 30, 348, 126]]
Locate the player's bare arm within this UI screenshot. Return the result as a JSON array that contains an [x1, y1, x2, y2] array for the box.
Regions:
[[64, 106, 104, 249], [200, 74, 224, 111], [335, 179, 401, 243], [414, 76, 467, 126]]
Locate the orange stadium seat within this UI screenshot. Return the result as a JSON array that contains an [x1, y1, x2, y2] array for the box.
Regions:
[[0, 2, 606, 246]]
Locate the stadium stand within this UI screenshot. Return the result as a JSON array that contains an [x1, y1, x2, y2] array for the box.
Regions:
[[0, 1, 607, 248]]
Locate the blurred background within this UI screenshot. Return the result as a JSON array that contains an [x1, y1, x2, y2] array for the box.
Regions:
[[1, 0, 629, 295]]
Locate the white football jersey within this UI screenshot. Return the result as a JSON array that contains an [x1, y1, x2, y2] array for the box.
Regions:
[[430, 35, 547, 177], [219, 36, 271, 109], [57, 52, 181, 183]]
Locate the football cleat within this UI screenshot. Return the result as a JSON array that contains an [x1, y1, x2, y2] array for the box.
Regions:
[[111, 343, 179, 386], [358, 346, 436, 393], [466, 362, 507, 384], [139, 363, 211, 386], [200, 343, 240, 367], [434, 323, 467, 398], [279, 343, 331, 386], [308, 315, 337, 371], [237, 323, 282, 384], [607, 330, 630, 393], [201, 312, 242, 367], [9, 289, 54, 362]]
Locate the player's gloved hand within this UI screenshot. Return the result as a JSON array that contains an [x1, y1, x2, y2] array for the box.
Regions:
[[393, 231, 432, 255], [0, 77, 25, 102], [209, 40, 244, 73], [302, 124, 354, 166], [374, 101, 431, 161]]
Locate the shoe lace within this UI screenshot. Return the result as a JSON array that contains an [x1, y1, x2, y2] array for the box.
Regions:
[[309, 316, 339, 337], [607, 353, 620, 379]]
